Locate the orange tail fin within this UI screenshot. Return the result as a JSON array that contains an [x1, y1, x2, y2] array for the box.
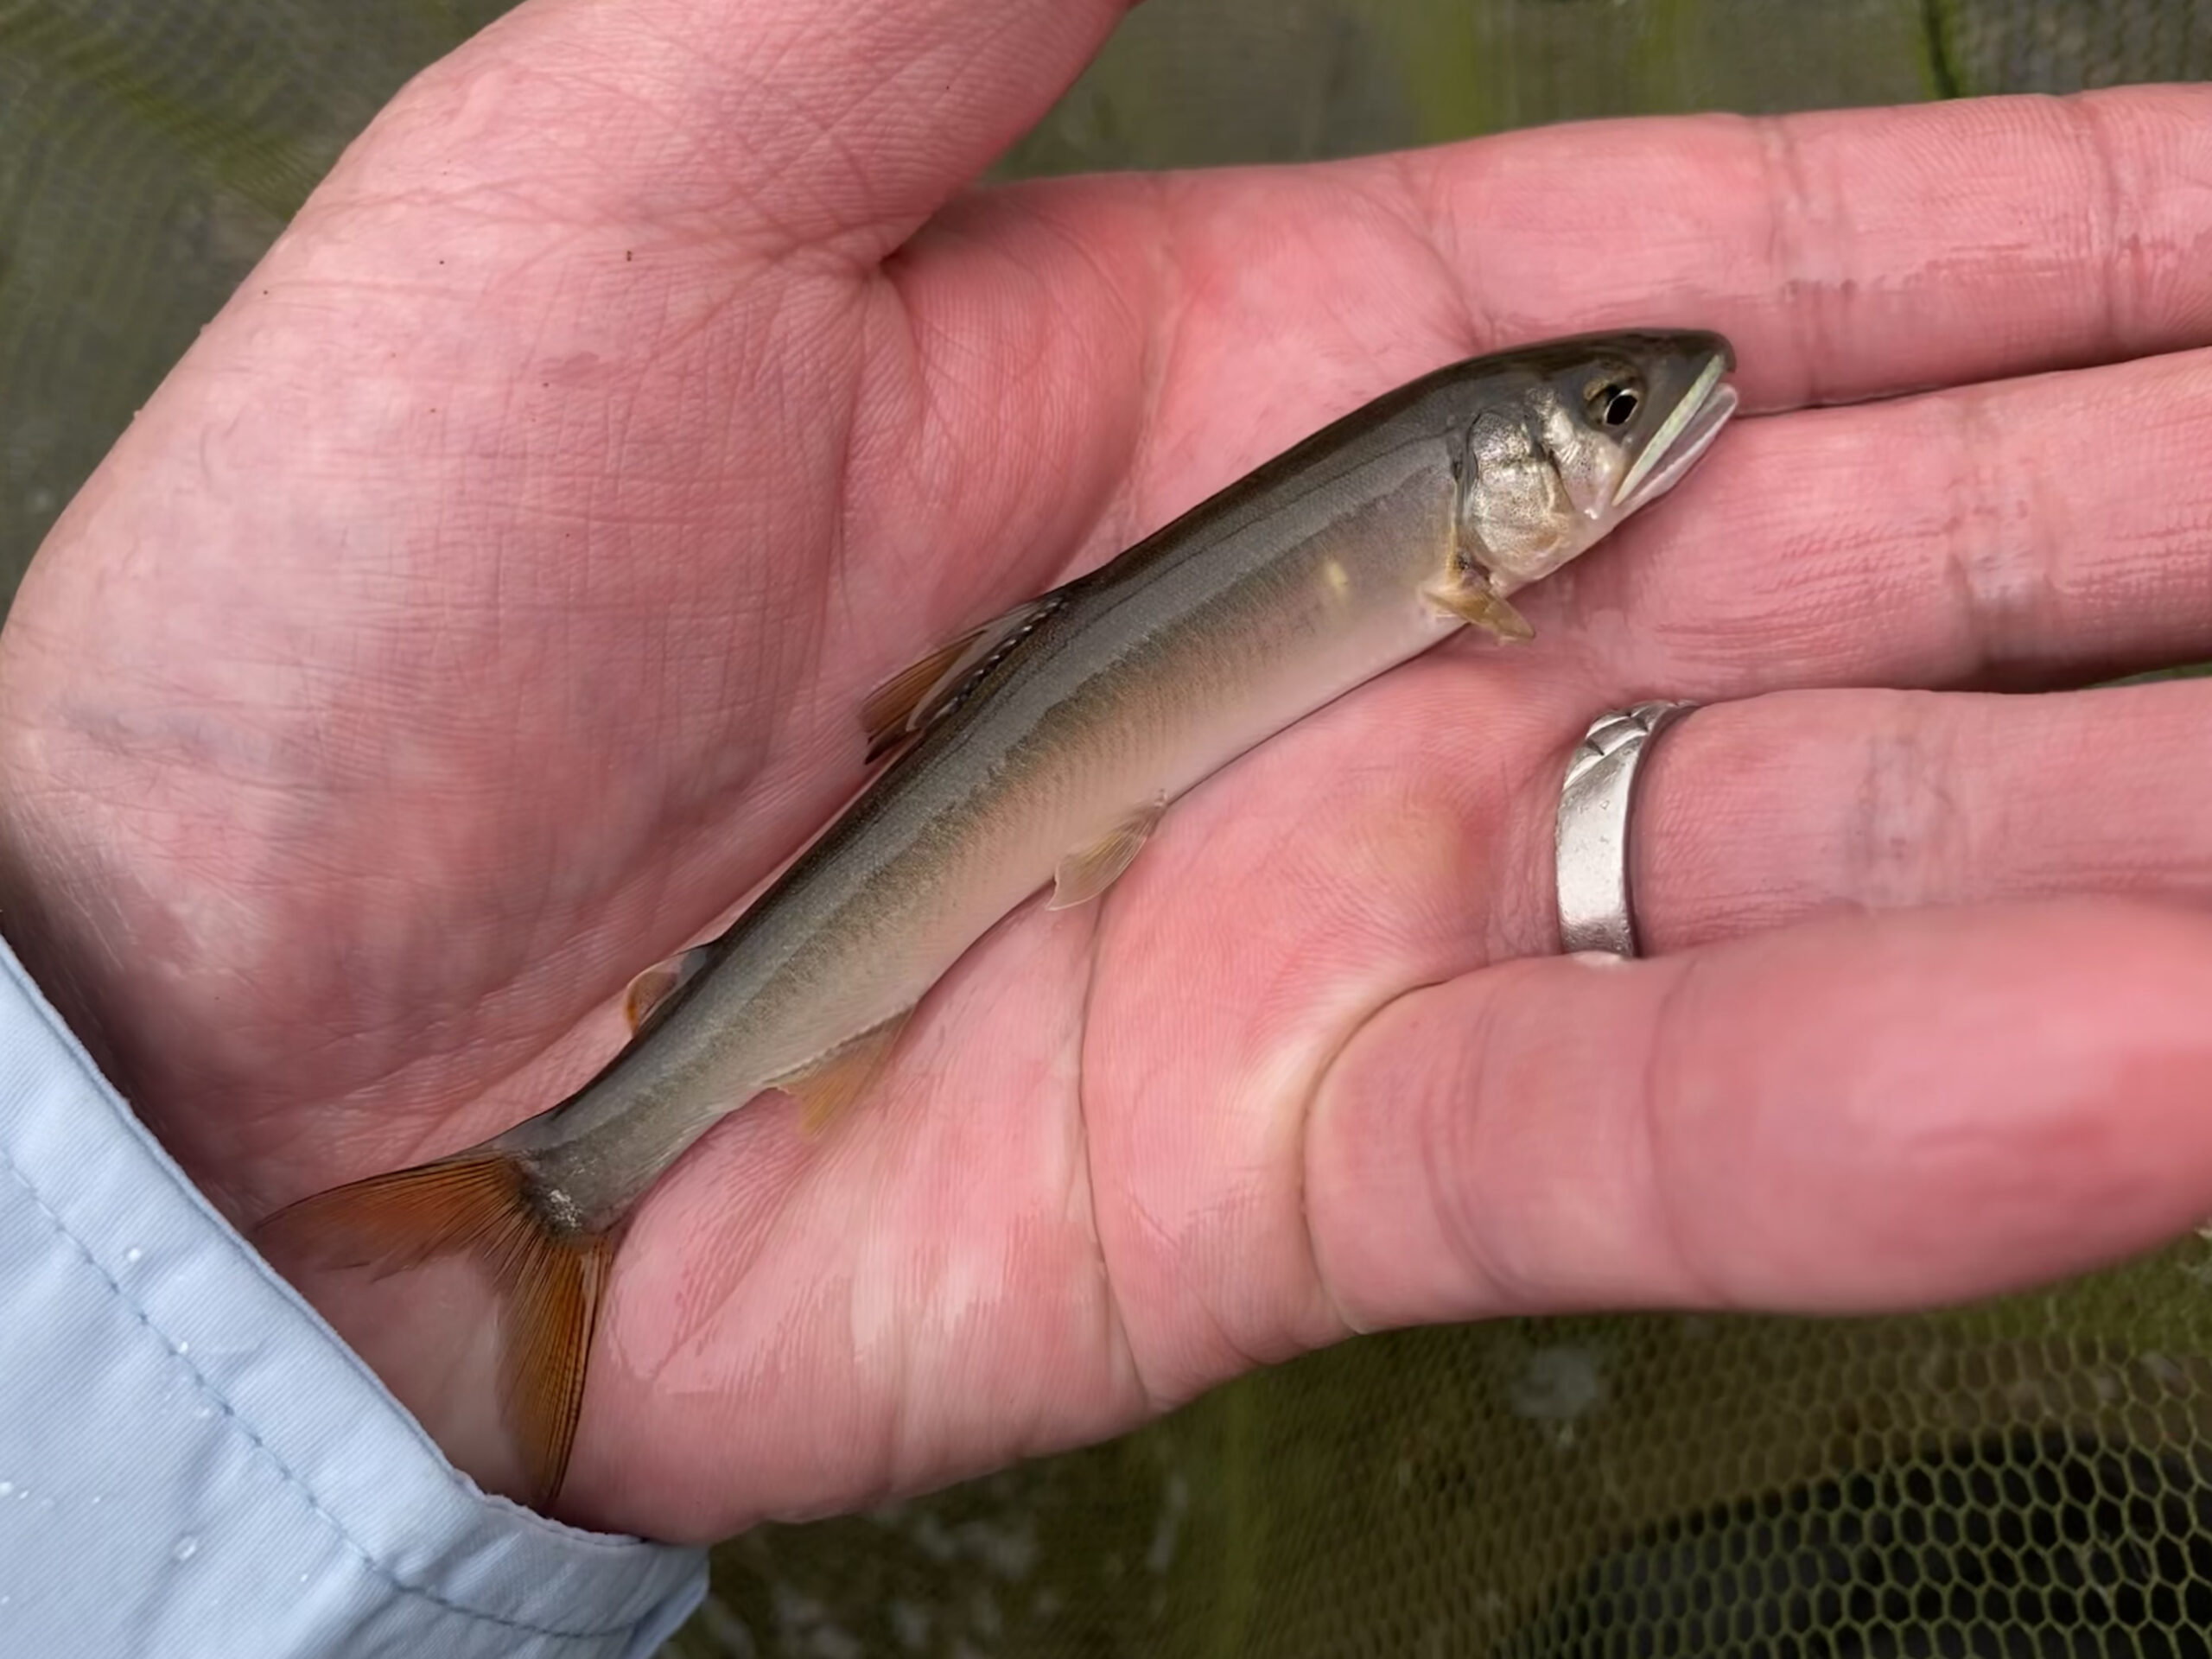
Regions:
[[252, 1151, 614, 1512]]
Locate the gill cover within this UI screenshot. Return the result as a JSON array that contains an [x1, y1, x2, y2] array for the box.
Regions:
[[1456, 333, 1737, 594]]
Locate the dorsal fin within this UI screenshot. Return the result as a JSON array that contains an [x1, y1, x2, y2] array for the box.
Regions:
[[860, 594, 1060, 762]]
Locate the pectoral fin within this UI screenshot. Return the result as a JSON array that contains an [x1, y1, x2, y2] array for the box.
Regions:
[[622, 944, 715, 1032], [861, 595, 1060, 762], [766, 1010, 913, 1135], [1049, 799, 1167, 910], [1423, 576, 1534, 642]]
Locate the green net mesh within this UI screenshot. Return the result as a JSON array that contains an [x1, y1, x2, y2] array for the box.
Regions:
[[4, 3, 2209, 1656], [680, 1247, 2212, 1658]]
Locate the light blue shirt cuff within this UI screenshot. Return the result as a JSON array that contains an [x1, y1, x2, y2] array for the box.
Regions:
[[0, 934, 707, 1656]]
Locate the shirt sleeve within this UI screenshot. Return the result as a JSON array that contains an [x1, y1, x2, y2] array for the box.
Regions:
[[0, 937, 708, 1658]]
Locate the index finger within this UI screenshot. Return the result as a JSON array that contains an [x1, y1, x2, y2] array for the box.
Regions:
[[895, 85, 2212, 612], [1408, 86, 2212, 412]]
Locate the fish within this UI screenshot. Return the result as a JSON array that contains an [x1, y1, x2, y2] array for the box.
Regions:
[[255, 328, 1738, 1510]]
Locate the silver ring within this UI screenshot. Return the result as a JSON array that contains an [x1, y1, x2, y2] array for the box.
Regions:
[[1554, 700, 1696, 957]]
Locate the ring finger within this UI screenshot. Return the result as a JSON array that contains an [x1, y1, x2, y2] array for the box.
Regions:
[[1621, 675, 2212, 956]]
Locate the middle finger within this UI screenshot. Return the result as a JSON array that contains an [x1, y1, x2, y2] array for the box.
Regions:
[[1520, 344, 2212, 702]]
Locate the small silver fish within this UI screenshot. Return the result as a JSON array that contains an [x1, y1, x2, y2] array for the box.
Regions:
[[258, 329, 1737, 1508]]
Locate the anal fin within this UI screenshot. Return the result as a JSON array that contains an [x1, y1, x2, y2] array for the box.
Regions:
[[766, 1010, 913, 1134], [1049, 798, 1166, 910]]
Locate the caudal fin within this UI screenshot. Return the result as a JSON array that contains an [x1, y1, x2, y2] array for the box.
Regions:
[[252, 1151, 615, 1512]]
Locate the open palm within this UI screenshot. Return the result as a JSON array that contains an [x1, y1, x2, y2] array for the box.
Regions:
[[3, 0, 2212, 1544]]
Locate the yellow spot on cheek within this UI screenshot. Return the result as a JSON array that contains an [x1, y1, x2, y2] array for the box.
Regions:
[[1322, 559, 1351, 601]]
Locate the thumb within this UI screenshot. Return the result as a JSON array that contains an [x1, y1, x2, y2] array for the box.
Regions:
[[359, 0, 1134, 261], [1306, 899, 2212, 1332]]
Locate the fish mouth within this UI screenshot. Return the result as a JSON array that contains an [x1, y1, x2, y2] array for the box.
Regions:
[[1610, 351, 1738, 512]]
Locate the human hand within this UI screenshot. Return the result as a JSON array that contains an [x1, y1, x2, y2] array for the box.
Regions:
[[2, 0, 2209, 1544]]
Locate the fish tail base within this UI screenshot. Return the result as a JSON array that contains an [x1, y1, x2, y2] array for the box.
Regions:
[[252, 1148, 614, 1511]]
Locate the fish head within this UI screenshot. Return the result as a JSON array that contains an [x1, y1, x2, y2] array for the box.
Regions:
[[1452, 329, 1737, 595]]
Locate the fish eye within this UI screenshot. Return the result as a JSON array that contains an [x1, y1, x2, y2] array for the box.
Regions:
[[1586, 378, 1643, 429]]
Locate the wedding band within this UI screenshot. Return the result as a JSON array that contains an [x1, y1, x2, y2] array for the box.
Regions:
[[1554, 700, 1696, 957]]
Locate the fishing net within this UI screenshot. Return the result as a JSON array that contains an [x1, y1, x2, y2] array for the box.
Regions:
[[689, 1271, 2212, 1658], [3, 2, 2209, 1655]]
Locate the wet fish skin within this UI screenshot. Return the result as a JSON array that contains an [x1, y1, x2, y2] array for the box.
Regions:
[[254, 328, 1738, 1511], [521, 330, 1736, 1212]]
